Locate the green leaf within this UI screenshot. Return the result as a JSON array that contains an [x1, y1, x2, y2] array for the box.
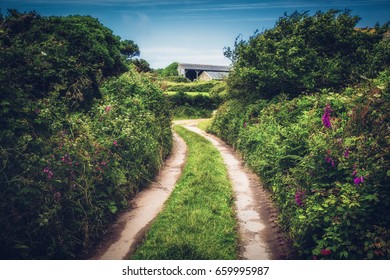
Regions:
[[108, 202, 118, 214]]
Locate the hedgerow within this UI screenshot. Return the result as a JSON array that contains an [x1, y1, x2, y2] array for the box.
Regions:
[[166, 80, 221, 93], [209, 10, 389, 259], [167, 91, 222, 119], [0, 10, 172, 259], [209, 74, 390, 259], [0, 69, 172, 259]]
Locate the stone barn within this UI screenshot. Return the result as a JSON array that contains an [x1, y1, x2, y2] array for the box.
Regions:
[[177, 63, 230, 81]]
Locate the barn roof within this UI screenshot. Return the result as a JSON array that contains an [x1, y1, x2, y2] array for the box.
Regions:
[[178, 63, 230, 72], [201, 71, 229, 80]]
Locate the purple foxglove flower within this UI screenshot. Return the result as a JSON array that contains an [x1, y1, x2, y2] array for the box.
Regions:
[[322, 104, 332, 128]]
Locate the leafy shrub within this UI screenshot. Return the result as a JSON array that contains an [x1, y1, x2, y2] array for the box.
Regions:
[[160, 62, 179, 77], [167, 91, 222, 119], [209, 82, 228, 100], [209, 77, 389, 259], [208, 100, 246, 145], [167, 80, 220, 93], [165, 76, 191, 83]]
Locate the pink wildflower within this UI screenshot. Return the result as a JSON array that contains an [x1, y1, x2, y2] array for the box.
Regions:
[[322, 103, 332, 128], [295, 190, 306, 207], [354, 176, 364, 185], [43, 167, 54, 180], [105, 105, 111, 113], [113, 140, 118, 146], [320, 249, 332, 256], [344, 148, 349, 158], [325, 156, 335, 167], [61, 154, 72, 165]]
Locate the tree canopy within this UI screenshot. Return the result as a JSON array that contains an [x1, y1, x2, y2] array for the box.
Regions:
[[225, 10, 389, 101], [0, 10, 128, 108], [162, 62, 179, 77], [120, 39, 140, 59]]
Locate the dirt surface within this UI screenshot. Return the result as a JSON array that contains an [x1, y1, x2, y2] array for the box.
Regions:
[[89, 133, 187, 260], [89, 119, 292, 260], [179, 120, 293, 260]]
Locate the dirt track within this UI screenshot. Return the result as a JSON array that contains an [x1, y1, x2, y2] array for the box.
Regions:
[[90, 119, 292, 260], [90, 133, 187, 260], [179, 120, 292, 260]]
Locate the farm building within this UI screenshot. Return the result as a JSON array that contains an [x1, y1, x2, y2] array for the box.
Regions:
[[198, 71, 229, 81], [177, 63, 230, 81]]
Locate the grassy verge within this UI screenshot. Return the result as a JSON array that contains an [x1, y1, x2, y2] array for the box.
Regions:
[[197, 119, 212, 131], [132, 125, 237, 259]]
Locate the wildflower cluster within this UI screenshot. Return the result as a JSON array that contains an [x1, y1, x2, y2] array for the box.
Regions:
[[325, 156, 335, 167], [352, 167, 364, 185], [61, 154, 74, 166], [43, 167, 54, 180]]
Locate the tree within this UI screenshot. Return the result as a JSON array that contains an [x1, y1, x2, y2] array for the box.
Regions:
[[120, 39, 140, 59], [162, 62, 179, 77], [131, 58, 152, 72], [0, 10, 130, 111], [226, 10, 389, 101]]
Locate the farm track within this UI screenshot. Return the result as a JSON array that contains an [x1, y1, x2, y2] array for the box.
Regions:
[[178, 120, 292, 260], [90, 133, 187, 260], [91, 119, 292, 260]]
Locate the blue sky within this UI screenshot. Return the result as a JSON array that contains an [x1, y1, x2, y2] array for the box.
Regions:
[[1, 0, 389, 69]]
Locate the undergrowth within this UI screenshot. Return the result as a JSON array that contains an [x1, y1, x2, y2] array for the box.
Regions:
[[208, 76, 390, 259]]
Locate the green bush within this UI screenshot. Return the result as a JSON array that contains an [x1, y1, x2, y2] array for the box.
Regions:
[[161, 62, 179, 77], [208, 100, 246, 145], [167, 91, 222, 119], [167, 80, 220, 93], [209, 82, 228, 100], [209, 78, 390, 259], [0, 69, 172, 259], [165, 76, 191, 83]]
